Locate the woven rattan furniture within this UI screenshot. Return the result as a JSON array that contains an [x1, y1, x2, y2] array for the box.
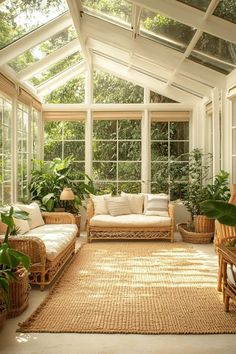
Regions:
[[178, 223, 213, 244], [0, 212, 77, 290], [218, 237, 236, 312], [86, 199, 175, 243], [7, 268, 30, 318]]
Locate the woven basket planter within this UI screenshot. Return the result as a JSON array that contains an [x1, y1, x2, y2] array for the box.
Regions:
[[194, 215, 215, 233], [178, 223, 213, 244], [7, 268, 30, 318]]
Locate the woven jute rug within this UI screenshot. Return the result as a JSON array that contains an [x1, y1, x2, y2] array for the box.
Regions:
[[18, 242, 236, 334]]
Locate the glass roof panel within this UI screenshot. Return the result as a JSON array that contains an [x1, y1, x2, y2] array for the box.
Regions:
[[213, 1, 236, 24], [8, 26, 77, 72], [28, 52, 83, 87], [176, 0, 211, 11], [140, 9, 196, 52], [0, 0, 68, 50], [81, 0, 132, 28], [191, 32, 236, 72]]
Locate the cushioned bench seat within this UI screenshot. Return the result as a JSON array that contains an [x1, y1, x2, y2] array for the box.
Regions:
[[90, 214, 172, 228]]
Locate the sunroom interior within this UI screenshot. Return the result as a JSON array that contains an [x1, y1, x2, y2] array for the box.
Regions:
[[0, 0, 236, 352]]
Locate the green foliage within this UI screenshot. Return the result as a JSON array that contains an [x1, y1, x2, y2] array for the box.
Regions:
[[200, 201, 236, 227], [29, 156, 95, 213], [0, 206, 30, 308], [203, 170, 230, 201]]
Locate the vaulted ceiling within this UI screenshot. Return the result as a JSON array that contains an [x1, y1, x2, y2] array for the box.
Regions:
[[0, 0, 236, 103]]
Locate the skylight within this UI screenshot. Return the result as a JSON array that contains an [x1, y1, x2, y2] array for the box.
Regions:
[[176, 0, 211, 12], [0, 0, 68, 49]]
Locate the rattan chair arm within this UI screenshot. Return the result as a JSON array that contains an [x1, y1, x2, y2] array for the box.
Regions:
[[42, 212, 76, 224], [168, 203, 175, 224], [86, 199, 94, 224], [0, 235, 47, 266], [215, 221, 236, 246]]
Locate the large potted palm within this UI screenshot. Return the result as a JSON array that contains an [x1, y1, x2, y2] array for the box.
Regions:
[[0, 206, 30, 326]]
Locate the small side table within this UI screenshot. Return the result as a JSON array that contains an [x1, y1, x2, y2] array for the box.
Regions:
[[74, 214, 81, 237]]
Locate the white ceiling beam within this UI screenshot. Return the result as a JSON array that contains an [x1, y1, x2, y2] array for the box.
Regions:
[[131, 4, 141, 39], [131, 0, 236, 44], [93, 54, 201, 104], [66, 0, 92, 69], [37, 61, 86, 96], [88, 38, 211, 97], [0, 12, 72, 66], [18, 39, 81, 80], [83, 14, 225, 88]]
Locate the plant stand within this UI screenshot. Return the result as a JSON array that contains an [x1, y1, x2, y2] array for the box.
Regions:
[[178, 223, 213, 244]]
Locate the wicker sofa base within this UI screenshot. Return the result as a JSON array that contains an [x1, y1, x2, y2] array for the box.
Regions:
[[88, 230, 172, 242]]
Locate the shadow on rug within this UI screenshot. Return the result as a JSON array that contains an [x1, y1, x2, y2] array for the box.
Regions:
[[18, 242, 236, 334]]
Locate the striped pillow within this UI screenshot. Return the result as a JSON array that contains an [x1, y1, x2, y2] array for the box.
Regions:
[[144, 193, 169, 217], [105, 196, 131, 216]]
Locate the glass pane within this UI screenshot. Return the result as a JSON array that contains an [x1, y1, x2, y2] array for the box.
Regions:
[[151, 162, 169, 180], [118, 162, 141, 180], [118, 141, 141, 161], [45, 122, 63, 141], [44, 142, 63, 161], [170, 182, 187, 200], [151, 182, 169, 194], [43, 76, 85, 104], [176, 0, 211, 11], [118, 182, 141, 194], [93, 120, 117, 140], [64, 141, 85, 160], [151, 142, 168, 161], [69, 162, 85, 180], [8, 26, 77, 72], [93, 141, 117, 161], [150, 91, 178, 103], [140, 9, 195, 52], [170, 162, 189, 181], [93, 70, 144, 103], [214, 2, 236, 24], [151, 122, 168, 140], [94, 181, 117, 195], [170, 122, 189, 140], [81, 0, 132, 27], [29, 52, 83, 86], [63, 121, 85, 140], [93, 162, 116, 180], [118, 120, 141, 139], [170, 142, 189, 160], [0, 0, 68, 49]]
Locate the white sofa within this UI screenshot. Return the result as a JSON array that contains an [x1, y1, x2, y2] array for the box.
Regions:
[[0, 203, 78, 290], [87, 193, 175, 242]]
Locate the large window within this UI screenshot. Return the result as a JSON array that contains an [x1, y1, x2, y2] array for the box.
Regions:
[[44, 120, 86, 178], [0, 94, 12, 204], [92, 117, 142, 194], [151, 116, 189, 199], [31, 108, 41, 161], [17, 102, 29, 201]]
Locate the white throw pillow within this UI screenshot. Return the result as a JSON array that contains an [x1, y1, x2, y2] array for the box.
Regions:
[[90, 194, 111, 215], [15, 202, 45, 229], [105, 196, 131, 216], [144, 193, 169, 217], [13, 218, 30, 235], [120, 192, 143, 214]]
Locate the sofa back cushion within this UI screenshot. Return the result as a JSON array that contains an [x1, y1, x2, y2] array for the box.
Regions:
[[90, 194, 111, 215], [144, 193, 169, 217], [13, 217, 30, 234], [120, 192, 143, 214], [105, 196, 131, 216], [15, 202, 45, 229]]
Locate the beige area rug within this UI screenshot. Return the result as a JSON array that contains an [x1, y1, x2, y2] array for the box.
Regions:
[[18, 242, 236, 334]]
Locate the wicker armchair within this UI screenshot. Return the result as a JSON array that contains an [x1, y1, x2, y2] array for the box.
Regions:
[[86, 199, 175, 243], [0, 212, 76, 290]]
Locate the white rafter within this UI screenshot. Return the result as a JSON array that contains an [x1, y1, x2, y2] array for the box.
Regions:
[[0, 12, 72, 66], [18, 39, 81, 81], [82, 14, 225, 88], [131, 3, 141, 39], [131, 0, 236, 44], [37, 61, 86, 96]]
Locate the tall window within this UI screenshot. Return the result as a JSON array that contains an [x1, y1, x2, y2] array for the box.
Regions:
[[17, 102, 29, 201], [44, 120, 85, 179], [233, 101, 236, 183], [151, 115, 189, 199], [92, 117, 142, 194], [32, 108, 40, 161], [0, 94, 12, 204]]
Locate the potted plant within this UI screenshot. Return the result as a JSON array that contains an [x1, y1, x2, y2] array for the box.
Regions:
[[28, 156, 96, 213], [0, 206, 30, 326]]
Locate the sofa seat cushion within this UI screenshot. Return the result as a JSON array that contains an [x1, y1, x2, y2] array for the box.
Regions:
[[24, 224, 77, 261], [90, 214, 171, 228]]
